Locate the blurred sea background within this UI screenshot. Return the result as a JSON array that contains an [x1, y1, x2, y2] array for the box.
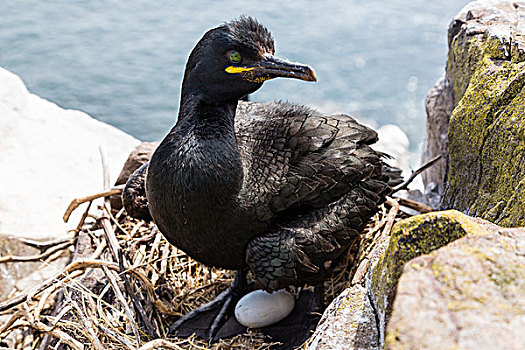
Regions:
[[1, 0, 470, 158]]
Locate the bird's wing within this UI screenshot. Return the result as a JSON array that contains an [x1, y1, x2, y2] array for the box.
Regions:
[[235, 101, 387, 222], [246, 177, 389, 291]]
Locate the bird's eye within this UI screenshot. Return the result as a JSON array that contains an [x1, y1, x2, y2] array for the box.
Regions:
[[228, 50, 242, 63]]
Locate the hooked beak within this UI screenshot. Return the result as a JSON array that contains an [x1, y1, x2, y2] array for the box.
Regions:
[[225, 54, 317, 83]]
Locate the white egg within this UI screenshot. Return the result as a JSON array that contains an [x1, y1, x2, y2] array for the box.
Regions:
[[234, 289, 295, 328]]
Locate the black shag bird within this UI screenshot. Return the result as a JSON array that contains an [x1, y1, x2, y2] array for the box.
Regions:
[[124, 16, 400, 343]]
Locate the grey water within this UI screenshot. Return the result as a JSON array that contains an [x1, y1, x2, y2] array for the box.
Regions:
[[1, 1, 469, 154]]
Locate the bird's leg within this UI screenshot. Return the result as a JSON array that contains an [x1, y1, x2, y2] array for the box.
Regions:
[[168, 269, 249, 341], [313, 283, 325, 312]]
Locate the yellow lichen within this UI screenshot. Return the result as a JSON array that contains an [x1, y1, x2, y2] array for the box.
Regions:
[[442, 27, 525, 227]]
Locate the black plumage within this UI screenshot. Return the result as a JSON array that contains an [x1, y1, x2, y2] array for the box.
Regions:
[[124, 16, 400, 340]]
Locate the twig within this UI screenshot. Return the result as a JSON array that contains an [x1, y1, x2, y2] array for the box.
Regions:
[[397, 197, 434, 213], [137, 339, 186, 350], [0, 310, 24, 336], [101, 265, 141, 345], [18, 237, 73, 252], [35, 289, 54, 320], [99, 145, 111, 191], [97, 324, 135, 350], [100, 216, 121, 265], [63, 186, 124, 222], [350, 258, 370, 285], [381, 198, 399, 238], [48, 304, 73, 328], [63, 288, 105, 350], [75, 200, 93, 233], [1, 319, 84, 350], [0, 239, 75, 263], [0, 259, 119, 312], [393, 155, 442, 192], [104, 201, 130, 237]]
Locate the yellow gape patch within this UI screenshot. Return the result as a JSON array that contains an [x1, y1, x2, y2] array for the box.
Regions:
[[225, 66, 255, 74], [225, 66, 271, 83]]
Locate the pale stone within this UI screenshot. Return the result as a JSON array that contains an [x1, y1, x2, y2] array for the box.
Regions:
[[0, 67, 140, 239], [235, 289, 295, 328]]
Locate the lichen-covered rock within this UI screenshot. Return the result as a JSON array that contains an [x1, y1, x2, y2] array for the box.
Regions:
[[305, 285, 380, 350], [385, 224, 525, 350], [370, 210, 490, 337], [430, 0, 525, 227], [305, 210, 481, 349]]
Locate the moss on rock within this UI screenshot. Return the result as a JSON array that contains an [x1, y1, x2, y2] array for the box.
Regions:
[[442, 2, 525, 227], [384, 223, 525, 350], [370, 210, 492, 320]]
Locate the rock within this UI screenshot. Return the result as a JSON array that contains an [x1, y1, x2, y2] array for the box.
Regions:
[[385, 223, 525, 350], [306, 210, 483, 349], [114, 141, 159, 187], [0, 67, 140, 239], [420, 0, 525, 226], [369, 210, 491, 320], [235, 289, 295, 328], [0, 235, 70, 301], [421, 77, 453, 194], [305, 284, 381, 349]]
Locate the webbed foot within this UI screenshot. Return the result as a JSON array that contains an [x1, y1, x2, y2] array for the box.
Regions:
[[168, 269, 249, 341], [259, 287, 324, 349]]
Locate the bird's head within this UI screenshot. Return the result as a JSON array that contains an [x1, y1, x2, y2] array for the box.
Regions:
[[182, 16, 317, 103]]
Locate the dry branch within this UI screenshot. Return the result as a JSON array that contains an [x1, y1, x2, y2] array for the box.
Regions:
[[393, 155, 442, 193], [137, 339, 185, 350], [397, 197, 434, 213], [0, 239, 75, 263], [63, 186, 124, 222]]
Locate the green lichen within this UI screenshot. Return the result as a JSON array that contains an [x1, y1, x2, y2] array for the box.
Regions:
[[442, 27, 525, 227], [384, 328, 405, 350], [370, 210, 488, 319]]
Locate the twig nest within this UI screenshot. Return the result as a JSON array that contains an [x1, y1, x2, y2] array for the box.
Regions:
[[234, 289, 295, 328]]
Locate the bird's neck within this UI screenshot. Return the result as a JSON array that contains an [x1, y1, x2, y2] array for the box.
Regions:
[[158, 92, 244, 205], [178, 92, 238, 132]]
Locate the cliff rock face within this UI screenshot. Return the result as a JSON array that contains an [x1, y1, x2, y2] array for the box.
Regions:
[[442, 0, 525, 227], [422, 0, 525, 227]]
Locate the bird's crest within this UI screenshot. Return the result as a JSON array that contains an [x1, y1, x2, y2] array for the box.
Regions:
[[223, 16, 275, 55]]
